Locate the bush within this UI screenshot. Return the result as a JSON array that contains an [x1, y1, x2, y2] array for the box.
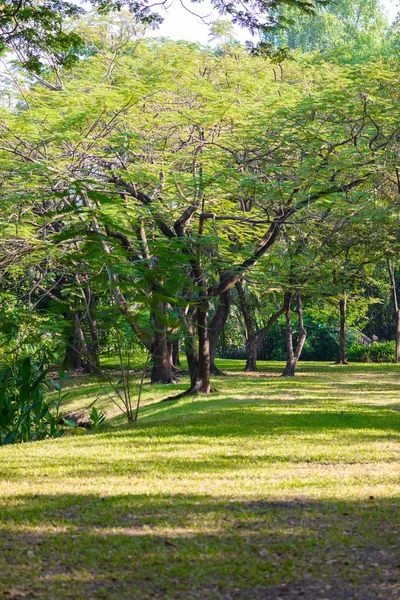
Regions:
[[0, 357, 69, 445], [263, 318, 339, 362], [347, 341, 396, 363]]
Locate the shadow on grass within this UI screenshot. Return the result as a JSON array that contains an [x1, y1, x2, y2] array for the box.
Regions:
[[2, 405, 397, 483], [65, 397, 400, 444], [57, 361, 400, 422], [1, 493, 399, 599], [134, 402, 400, 439], [212, 360, 400, 375]]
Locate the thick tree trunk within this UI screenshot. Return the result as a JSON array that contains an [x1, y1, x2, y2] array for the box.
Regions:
[[338, 295, 348, 365], [282, 292, 307, 377], [161, 302, 211, 401], [167, 341, 174, 370], [150, 304, 177, 384], [151, 331, 174, 383], [209, 290, 230, 375], [167, 340, 180, 373], [166, 324, 182, 372], [282, 360, 296, 377], [193, 301, 211, 393], [161, 204, 213, 400], [245, 338, 258, 371]]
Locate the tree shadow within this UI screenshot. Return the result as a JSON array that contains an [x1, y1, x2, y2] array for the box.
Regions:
[[133, 401, 400, 438], [1, 493, 399, 599], [1, 404, 398, 485]]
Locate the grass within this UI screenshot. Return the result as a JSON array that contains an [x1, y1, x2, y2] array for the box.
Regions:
[[1, 360, 399, 599]]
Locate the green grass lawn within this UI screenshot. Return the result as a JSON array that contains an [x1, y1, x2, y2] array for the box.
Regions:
[[1, 360, 399, 599]]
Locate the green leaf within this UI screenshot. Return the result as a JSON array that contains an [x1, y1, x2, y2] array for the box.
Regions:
[[2, 430, 17, 445], [50, 379, 61, 392]]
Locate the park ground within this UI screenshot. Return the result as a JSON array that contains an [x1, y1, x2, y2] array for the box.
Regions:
[[0, 360, 399, 599]]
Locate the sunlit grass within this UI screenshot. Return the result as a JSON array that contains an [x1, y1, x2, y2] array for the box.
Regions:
[[1, 360, 399, 599]]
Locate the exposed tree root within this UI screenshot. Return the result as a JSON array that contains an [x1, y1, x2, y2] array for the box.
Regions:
[[244, 366, 260, 373], [150, 374, 181, 385], [160, 384, 217, 402], [210, 365, 227, 376]]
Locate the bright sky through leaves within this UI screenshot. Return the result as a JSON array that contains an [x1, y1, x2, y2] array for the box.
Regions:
[[151, 0, 398, 44]]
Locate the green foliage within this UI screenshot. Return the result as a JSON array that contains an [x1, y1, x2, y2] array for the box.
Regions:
[[49, 368, 72, 418], [0, 0, 333, 78], [208, 19, 236, 45], [0, 292, 67, 368], [89, 405, 106, 429], [0, 357, 69, 445], [0, 1, 85, 74], [347, 341, 396, 363], [263, 0, 389, 63], [1, 17, 400, 381]]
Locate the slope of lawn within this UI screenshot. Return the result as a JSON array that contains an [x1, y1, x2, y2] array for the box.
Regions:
[[1, 361, 399, 599]]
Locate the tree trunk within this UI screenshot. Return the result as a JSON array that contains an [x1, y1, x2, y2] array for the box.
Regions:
[[338, 295, 348, 365], [209, 290, 230, 375], [161, 302, 211, 401], [282, 292, 295, 377], [236, 281, 259, 372], [167, 340, 180, 373], [150, 304, 177, 384], [245, 338, 258, 371], [192, 301, 211, 393], [396, 309, 400, 364], [183, 310, 200, 387], [172, 339, 180, 367], [63, 313, 86, 370], [161, 204, 212, 399], [236, 281, 285, 372], [282, 292, 307, 377], [83, 287, 100, 373], [387, 258, 400, 364]]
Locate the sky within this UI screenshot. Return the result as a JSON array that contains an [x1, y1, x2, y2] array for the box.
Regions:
[[148, 0, 398, 45]]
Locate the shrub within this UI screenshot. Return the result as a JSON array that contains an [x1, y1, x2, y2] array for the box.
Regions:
[[347, 341, 396, 363], [0, 357, 69, 445]]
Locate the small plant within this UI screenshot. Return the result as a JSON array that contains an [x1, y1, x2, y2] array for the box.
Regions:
[[50, 368, 72, 424], [0, 357, 70, 445], [89, 405, 106, 429]]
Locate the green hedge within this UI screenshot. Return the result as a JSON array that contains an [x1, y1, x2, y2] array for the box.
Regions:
[[347, 341, 396, 363]]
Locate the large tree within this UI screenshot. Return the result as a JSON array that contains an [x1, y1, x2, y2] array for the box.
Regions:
[[1, 28, 399, 392]]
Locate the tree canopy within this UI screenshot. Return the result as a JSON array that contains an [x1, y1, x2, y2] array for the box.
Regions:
[[0, 0, 333, 73], [1, 4, 400, 420]]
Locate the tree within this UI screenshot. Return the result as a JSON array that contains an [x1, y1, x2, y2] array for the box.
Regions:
[[235, 281, 284, 372], [208, 19, 236, 45], [1, 28, 399, 394]]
